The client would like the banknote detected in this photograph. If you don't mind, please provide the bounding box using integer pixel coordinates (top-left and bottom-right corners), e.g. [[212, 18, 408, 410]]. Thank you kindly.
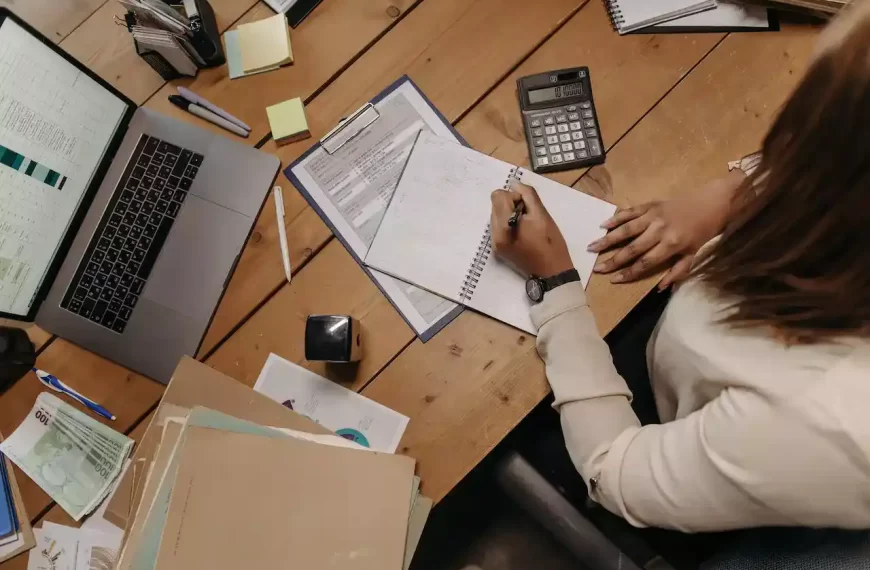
[[0, 393, 133, 521]]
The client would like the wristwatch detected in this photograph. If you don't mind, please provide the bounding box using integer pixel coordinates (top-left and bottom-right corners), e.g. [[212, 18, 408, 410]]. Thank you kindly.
[[525, 268, 581, 303]]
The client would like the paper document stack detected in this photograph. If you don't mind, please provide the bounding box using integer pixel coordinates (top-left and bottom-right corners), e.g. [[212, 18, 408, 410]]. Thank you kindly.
[[0, 434, 35, 563], [100, 358, 430, 570]]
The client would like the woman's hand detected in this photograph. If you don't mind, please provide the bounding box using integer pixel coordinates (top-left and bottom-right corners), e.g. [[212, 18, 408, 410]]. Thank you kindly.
[[588, 170, 747, 289], [490, 183, 574, 278]]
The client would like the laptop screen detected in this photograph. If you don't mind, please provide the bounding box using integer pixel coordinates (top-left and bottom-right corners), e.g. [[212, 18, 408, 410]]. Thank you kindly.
[[0, 16, 129, 318]]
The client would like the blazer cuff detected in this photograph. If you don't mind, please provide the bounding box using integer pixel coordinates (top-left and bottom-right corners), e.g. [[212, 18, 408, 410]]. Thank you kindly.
[[531, 281, 588, 329]]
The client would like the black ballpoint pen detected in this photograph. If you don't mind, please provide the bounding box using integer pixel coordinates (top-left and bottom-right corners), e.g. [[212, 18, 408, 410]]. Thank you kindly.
[[508, 201, 526, 228]]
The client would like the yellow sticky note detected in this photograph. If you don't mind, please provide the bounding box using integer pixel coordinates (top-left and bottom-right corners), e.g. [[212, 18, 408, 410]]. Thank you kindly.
[[267, 97, 310, 145], [237, 14, 293, 74]]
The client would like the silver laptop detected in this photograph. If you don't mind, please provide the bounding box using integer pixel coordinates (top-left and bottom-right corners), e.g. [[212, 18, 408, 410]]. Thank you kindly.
[[0, 9, 280, 383]]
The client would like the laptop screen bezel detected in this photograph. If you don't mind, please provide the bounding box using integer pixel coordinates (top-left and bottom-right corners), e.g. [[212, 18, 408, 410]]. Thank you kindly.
[[0, 8, 138, 323]]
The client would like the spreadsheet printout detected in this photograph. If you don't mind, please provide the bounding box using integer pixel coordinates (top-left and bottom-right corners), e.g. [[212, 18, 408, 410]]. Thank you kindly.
[[0, 18, 127, 316]]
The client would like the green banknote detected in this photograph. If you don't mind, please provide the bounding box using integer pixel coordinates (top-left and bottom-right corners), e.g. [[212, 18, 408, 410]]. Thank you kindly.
[[0, 393, 133, 521]]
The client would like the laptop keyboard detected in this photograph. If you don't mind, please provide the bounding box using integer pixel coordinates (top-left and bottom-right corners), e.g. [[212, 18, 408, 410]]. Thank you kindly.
[[61, 135, 203, 334]]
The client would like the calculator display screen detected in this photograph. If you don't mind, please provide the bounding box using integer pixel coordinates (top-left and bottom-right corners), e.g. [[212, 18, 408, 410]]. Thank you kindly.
[[528, 82, 584, 104]]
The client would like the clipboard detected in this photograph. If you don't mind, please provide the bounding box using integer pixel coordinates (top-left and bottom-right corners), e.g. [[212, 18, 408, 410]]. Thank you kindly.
[[284, 75, 466, 342]]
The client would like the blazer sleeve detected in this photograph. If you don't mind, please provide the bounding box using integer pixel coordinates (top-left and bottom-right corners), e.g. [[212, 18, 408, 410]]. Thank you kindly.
[[530, 282, 858, 532]]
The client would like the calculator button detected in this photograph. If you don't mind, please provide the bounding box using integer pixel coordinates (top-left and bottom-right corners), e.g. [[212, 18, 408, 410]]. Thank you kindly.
[[535, 147, 547, 157], [588, 139, 603, 157], [570, 121, 583, 131], [532, 128, 543, 137], [573, 141, 587, 150], [568, 113, 579, 121], [547, 135, 559, 145], [548, 145, 560, 154], [559, 134, 571, 143], [584, 119, 596, 128], [586, 129, 598, 138], [544, 118, 555, 125], [533, 137, 545, 147], [557, 124, 569, 133], [551, 154, 563, 164], [580, 101, 592, 109], [536, 157, 549, 167], [544, 126, 556, 135], [577, 150, 589, 159], [567, 105, 577, 112], [582, 110, 594, 119], [530, 119, 541, 127], [572, 131, 584, 140], [556, 115, 567, 123], [561, 143, 573, 152], [563, 152, 576, 161]]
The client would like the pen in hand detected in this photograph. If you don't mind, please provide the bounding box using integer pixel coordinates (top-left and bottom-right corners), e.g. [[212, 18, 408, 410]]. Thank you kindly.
[[508, 200, 526, 228]]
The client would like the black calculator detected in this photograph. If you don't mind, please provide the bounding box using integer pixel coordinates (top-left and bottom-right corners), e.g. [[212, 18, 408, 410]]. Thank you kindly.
[[517, 67, 605, 174]]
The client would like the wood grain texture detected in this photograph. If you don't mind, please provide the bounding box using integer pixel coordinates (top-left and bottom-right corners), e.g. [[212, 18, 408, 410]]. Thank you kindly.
[[0, 342, 162, 519], [199, 0, 584, 355], [365, 23, 820, 503], [206, 240, 412, 390], [144, 0, 420, 142], [0, 0, 106, 43], [58, 0, 259, 104]]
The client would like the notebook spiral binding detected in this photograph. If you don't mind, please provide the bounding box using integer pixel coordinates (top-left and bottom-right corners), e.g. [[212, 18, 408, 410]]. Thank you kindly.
[[603, 0, 625, 30], [458, 167, 520, 303]]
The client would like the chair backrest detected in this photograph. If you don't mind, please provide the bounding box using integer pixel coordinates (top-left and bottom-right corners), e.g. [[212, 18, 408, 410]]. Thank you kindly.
[[701, 528, 870, 570]]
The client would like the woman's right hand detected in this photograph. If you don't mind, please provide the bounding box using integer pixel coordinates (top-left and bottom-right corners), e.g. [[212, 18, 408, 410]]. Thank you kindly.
[[587, 170, 746, 289]]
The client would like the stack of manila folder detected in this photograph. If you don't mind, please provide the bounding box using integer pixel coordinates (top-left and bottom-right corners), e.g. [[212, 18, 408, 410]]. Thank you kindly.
[[109, 357, 431, 570]]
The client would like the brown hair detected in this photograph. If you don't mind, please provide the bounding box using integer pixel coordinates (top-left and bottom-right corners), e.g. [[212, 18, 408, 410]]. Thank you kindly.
[[693, 7, 870, 342]]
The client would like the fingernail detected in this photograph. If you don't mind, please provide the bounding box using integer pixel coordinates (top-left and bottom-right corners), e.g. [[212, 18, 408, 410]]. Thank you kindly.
[[599, 221, 611, 229], [587, 244, 599, 253], [611, 273, 626, 283], [593, 262, 605, 272]]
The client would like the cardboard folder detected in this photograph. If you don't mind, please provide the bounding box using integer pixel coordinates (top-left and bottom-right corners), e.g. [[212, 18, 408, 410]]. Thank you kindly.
[[106, 357, 330, 529], [154, 427, 415, 570]]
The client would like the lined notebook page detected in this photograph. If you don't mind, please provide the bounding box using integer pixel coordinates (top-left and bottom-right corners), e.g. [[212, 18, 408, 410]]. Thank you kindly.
[[366, 132, 615, 335], [365, 133, 508, 304], [469, 170, 616, 333]]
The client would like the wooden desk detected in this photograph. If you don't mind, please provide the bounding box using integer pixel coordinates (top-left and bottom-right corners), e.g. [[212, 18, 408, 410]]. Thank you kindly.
[[0, 0, 822, 553]]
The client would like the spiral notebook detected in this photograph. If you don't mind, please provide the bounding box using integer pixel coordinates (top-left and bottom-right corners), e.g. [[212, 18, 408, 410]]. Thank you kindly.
[[364, 132, 616, 335], [605, 0, 718, 34]]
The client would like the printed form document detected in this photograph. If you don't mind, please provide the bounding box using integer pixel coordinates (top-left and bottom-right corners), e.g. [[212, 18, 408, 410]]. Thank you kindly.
[[286, 77, 462, 340]]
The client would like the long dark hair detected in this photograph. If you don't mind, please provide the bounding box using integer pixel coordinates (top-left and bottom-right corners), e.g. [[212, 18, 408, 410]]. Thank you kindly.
[[693, 6, 870, 342]]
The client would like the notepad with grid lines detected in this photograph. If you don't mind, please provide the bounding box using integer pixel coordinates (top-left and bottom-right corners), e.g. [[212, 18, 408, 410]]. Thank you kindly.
[[364, 132, 616, 335]]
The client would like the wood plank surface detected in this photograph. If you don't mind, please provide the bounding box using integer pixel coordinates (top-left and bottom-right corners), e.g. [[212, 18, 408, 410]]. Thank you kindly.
[[0, 0, 105, 43], [58, 0, 260, 104], [364, 22, 821, 503], [199, 0, 585, 355], [144, 0, 420, 142], [0, 0, 421, 522]]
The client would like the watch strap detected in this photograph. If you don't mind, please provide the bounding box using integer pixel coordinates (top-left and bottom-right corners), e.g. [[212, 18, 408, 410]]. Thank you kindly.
[[542, 268, 581, 292]]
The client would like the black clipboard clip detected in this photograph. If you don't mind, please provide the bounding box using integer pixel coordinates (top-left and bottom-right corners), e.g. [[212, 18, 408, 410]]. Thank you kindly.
[[320, 102, 380, 155]]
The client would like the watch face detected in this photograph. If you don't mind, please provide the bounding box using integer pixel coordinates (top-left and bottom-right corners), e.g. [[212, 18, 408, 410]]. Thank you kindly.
[[526, 278, 544, 302]]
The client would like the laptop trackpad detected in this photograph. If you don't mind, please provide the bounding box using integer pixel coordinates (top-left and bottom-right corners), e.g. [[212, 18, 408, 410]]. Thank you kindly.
[[142, 195, 248, 321]]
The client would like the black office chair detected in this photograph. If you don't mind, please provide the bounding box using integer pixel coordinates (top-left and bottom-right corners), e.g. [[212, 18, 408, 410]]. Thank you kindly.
[[496, 451, 870, 570]]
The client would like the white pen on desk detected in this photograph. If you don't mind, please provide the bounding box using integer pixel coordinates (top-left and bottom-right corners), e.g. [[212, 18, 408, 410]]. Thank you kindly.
[[32, 368, 116, 421], [274, 186, 293, 284], [167, 95, 249, 138], [177, 86, 251, 132]]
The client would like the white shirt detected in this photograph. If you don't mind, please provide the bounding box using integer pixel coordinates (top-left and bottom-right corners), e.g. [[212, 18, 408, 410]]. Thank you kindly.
[[531, 279, 870, 532]]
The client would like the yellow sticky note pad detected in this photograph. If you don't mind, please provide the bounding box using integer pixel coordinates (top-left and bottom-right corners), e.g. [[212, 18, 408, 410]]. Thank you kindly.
[[267, 97, 310, 145], [237, 14, 293, 74]]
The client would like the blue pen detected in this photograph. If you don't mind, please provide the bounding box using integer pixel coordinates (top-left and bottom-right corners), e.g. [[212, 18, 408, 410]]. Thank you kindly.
[[32, 368, 116, 421]]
